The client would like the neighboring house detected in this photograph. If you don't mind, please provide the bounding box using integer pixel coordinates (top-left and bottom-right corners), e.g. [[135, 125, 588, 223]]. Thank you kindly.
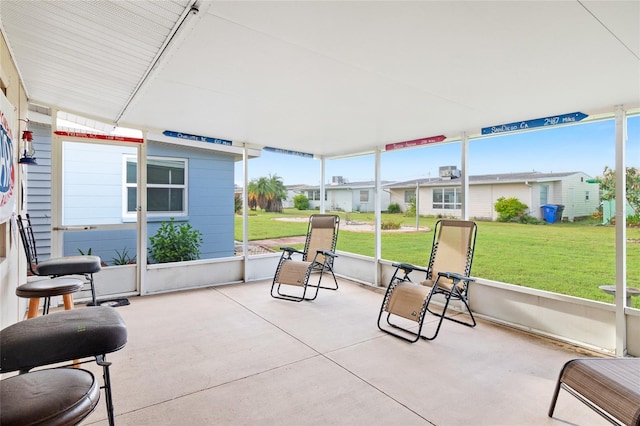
[[282, 184, 310, 209], [26, 120, 249, 264], [293, 176, 392, 213], [385, 167, 600, 221]]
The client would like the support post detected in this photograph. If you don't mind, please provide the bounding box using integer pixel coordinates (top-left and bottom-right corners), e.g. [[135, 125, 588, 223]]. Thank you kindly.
[[614, 105, 627, 357]]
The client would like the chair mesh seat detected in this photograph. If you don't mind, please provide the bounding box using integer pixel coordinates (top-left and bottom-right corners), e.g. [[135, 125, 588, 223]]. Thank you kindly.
[[276, 261, 312, 286], [386, 282, 431, 322], [550, 358, 640, 426]]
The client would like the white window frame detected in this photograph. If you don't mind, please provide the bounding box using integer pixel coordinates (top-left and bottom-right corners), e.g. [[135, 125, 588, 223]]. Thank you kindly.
[[432, 187, 461, 210], [123, 155, 188, 219]]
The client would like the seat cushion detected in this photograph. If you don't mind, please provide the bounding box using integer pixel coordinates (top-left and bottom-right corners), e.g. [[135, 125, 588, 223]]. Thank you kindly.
[[0, 306, 127, 373], [35, 255, 102, 276], [15, 277, 84, 298], [0, 368, 100, 426]]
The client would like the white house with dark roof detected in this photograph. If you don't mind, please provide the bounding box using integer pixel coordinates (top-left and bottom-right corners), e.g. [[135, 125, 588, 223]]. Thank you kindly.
[[384, 167, 601, 221]]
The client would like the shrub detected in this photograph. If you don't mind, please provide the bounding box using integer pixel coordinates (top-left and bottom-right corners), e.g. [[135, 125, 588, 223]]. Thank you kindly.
[[293, 194, 310, 210], [387, 202, 401, 214], [494, 197, 528, 222], [628, 215, 640, 227], [381, 220, 402, 230], [148, 218, 203, 263], [405, 198, 416, 217]]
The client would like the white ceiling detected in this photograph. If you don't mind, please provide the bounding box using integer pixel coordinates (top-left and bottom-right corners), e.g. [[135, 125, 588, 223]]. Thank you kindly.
[[1, 1, 639, 158]]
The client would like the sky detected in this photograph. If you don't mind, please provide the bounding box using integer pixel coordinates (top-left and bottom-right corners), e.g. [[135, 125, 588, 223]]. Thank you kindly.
[[235, 115, 640, 187]]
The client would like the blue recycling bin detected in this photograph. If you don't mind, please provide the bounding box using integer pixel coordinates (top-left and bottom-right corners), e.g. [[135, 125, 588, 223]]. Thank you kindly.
[[541, 204, 558, 223]]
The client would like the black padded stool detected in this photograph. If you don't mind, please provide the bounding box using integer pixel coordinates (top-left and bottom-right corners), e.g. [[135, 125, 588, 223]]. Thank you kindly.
[[16, 277, 84, 317], [0, 307, 127, 426], [0, 368, 100, 426]]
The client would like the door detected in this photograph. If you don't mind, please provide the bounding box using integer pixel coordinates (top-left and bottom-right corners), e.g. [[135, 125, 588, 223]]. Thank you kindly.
[[52, 134, 143, 302]]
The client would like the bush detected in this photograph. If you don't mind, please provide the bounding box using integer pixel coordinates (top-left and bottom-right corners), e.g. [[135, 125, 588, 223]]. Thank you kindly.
[[405, 198, 416, 217], [293, 194, 310, 210], [381, 220, 402, 230], [494, 197, 528, 222], [387, 202, 401, 214], [148, 218, 203, 263]]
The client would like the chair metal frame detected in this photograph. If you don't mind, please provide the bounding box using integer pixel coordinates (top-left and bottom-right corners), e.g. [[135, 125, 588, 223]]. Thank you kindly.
[[17, 213, 101, 306], [271, 214, 340, 302], [377, 219, 477, 342]]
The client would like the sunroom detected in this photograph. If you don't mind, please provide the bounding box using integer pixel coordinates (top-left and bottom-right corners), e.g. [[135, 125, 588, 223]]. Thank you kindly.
[[0, 2, 639, 423]]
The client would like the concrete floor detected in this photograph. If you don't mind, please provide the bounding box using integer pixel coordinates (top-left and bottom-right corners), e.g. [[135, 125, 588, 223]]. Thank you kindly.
[[81, 278, 610, 426]]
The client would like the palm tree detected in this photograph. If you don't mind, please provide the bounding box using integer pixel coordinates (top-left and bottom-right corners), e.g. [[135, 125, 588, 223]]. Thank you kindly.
[[247, 174, 287, 212]]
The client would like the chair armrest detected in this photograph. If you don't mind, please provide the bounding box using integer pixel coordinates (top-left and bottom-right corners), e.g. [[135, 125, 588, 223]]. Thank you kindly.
[[438, 271, 475, 282], [317, 250, 337, 258], [392, 262, 428, 274], [280, 247, 305, 256]]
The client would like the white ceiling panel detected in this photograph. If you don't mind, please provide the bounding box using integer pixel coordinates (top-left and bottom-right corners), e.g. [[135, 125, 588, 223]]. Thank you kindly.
[[1, 0, 193, 120], [2, 1, 639, 158]]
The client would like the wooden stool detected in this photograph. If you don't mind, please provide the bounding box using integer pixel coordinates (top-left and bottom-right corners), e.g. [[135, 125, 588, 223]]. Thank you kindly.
[[0, 368, 100, 426], [16, 277, 83, 318]]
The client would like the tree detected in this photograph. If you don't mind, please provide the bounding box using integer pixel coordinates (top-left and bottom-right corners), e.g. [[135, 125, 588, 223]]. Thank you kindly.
[[247, 174, 287, 212], [599, 166, 640, 216]]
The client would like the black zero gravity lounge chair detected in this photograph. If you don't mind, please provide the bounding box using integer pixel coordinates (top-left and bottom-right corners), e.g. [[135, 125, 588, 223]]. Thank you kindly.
[[271, 214, 340, 302], [377, 219, 478, 342]]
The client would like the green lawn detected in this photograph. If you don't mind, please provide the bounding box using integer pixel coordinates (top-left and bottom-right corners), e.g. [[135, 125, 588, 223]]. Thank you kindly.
[[235, 209, 640, 308]]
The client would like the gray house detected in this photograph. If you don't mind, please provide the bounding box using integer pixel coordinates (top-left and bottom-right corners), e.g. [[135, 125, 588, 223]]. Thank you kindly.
[[385, 167, 600, 221]]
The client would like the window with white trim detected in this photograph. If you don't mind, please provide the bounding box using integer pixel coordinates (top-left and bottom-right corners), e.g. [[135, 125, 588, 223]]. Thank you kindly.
[[432, 187, 461, 209], [124, 156, 187, 217], [540, 185, 549, 205]]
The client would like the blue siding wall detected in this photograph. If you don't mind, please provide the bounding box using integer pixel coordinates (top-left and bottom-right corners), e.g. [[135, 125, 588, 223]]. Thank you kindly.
[[145, 143, 235, 260], [62, 140, 235, 262], [64, 229, 137, 264]]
